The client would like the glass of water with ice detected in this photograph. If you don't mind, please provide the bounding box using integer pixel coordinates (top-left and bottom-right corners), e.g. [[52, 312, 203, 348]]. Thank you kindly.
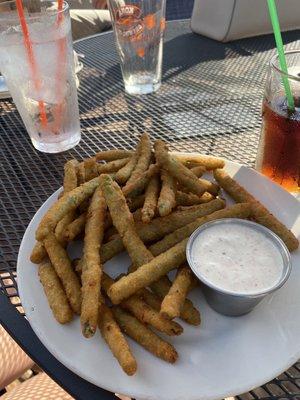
[[107, 0, 166, 95], [0, 0, 81, 153]]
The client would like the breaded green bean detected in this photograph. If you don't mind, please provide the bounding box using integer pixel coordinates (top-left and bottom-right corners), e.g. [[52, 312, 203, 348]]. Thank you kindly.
[[77, 161, 86, 185], [213, 169, 299, 251], [123, 296, 183, 336], [139, 288, 162, 311], [95, 149, 133, 161], [99, 304, 137, 376], [115, 142, 142, 184], [113, 307, 178, 363], [55, 211, 76, 244], [190, 165, 206, 177], [100, 199, 225, 263], [108, 239, 188, 304], [150, 276, 200, 325], [81, 186, 106, 338], [100, 174, 153, 267], [122, 163, 160, 198], [128, 194, 145, 212], [142, 175, 160, 223], [138, 199, 224, 241], [176, 191, 214, 206], [174, 153, 225, 170], [56, 160, 79, 243], [97, 158, 130, 175], [36, 176, 100, 241], [155, 141, 206, 196], [63, 159, 79, 193], [128, 264, 200, 326], [43, 233, 82, 314], [30, 241, 47, 264], [123, 133, 152, 190], [149, 203, 251, 256], [160, 266, 193, 319], [38, 260, 73, 324], [101, 188, 196, 315], [197, 178, 219, 195], [84, 158, 98, 181], [32, 216, 73, 265], [101, 273, 183, 336], [158, 169, 176, 217], [63, 212, 87, 241]]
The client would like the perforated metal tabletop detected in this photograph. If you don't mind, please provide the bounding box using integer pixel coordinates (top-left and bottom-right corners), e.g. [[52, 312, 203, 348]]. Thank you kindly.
[[1, 19, 300, 400]]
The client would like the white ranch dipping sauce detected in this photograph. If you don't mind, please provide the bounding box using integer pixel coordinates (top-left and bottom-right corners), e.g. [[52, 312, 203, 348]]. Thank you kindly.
[[191, 222, 284, 294]]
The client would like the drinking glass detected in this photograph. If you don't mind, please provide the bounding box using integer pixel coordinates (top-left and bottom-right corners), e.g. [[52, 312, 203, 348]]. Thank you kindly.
[[256, 50, 300, 193], [107, 0, 166, 95], [0, 0, 81, 153]]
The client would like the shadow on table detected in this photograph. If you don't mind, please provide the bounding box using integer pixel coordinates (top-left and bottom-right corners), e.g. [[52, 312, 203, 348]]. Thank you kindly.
[[78, 28, 300, 107], [76, 29, 300, 147], [162, 30, 300, 82]]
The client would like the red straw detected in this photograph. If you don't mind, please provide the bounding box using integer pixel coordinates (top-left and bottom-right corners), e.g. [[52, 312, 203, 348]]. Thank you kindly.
[[57, 0, 63, 22], [15, 0, 48, 128], [52, 0, 66, 133]]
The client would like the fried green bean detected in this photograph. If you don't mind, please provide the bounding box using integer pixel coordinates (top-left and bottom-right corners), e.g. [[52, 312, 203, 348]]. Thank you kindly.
[[94, 149, 133, 161], [128, 264, 200, 326], [63, 212, 87, 241], [122, 163, 160, 198], [123, 133, 152, 192], [100, 174, 153, 267], [100, 199, 225, 263], [55, 160, 80, 243], [108, 239, 188, 304], [174, 153, 225, 170], [113, 307, 178, 363], [81, 186, 106, 338], [63, 159, 79, 193], [213, 169, 299, 251], [190, 165, 206, 177], [149, 203, 251, 256], [158, 169, 176, 217], [128, 194, 145, 212], [176, 191, 214, 206], [154, 140, 207, 196], [101, 273, 183, 336], [55, 211, 76, 244], [197, 178, 219, 195], [84, 158, 99, 181], [139, 288, 162, 311], [30, 241, 47, 264], [142, 175, 160, 223], [43, 233, 82, 314], [115, 142, 142, 184], [77, 161, 86, 185], [150, 276, 200, 325], [38, 260, 73, 324], [36, 176, 100, 241], [160, 266, 193, 320], [99, 304, 137, 376], [97, 158, 130, 175]]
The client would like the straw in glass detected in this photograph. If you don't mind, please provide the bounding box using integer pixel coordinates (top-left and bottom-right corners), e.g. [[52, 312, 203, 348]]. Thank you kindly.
[[52, 0, 66, 133], [15, 0, 48, 127], [267, 0, 295, 111]]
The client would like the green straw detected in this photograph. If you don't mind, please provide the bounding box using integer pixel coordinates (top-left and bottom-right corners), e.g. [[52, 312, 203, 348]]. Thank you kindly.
[[267, 0, 295, 110]]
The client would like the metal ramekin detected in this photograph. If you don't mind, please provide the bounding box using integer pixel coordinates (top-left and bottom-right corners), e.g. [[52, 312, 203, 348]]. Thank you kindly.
[[186, 219, 292, 317]]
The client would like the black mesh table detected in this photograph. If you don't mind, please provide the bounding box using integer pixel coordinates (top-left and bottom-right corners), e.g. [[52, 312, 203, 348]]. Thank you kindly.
[[1, 20, 300, 400]]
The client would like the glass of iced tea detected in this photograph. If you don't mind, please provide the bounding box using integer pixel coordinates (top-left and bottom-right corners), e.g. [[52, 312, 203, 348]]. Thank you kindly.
[[256, 50, 300, 193]]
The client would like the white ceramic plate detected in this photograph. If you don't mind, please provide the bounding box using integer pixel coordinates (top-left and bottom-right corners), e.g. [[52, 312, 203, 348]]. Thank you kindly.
[[18, 157, 300, 400]]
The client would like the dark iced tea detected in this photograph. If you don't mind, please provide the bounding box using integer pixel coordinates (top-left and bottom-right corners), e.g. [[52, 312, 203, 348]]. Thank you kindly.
[[256, 97, 300, 192]]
